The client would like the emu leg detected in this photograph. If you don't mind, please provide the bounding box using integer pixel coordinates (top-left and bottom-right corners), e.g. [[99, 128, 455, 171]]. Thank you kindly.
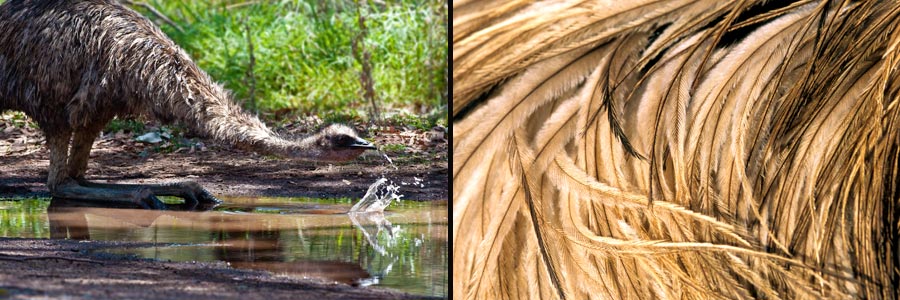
[[67, 127, 221, 208], [46, 130, 166, 209]]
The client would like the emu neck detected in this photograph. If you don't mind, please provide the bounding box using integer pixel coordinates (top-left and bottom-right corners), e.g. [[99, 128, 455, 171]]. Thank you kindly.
[[245, 131, 326, 161], [122, 32, 328, 161], [194, 106, 325, 160]]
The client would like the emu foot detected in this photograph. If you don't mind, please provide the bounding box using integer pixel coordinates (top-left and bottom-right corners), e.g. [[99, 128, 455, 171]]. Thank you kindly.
[[52, 182, 167, 210], [75, 180, 222, 210], [164, 181, 222, 206]]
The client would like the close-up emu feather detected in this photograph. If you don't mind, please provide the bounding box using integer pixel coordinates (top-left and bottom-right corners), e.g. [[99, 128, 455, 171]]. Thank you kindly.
[[453, 0, 900, 299]]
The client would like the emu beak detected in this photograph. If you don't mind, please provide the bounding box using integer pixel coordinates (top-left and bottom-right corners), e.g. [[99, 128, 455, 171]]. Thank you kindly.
[[348, 137, 377, 150]]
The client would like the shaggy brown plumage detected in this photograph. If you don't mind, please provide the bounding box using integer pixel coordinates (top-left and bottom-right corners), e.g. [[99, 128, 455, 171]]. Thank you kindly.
[[454, 0, 900, 299], [0, 0, 375, 209]]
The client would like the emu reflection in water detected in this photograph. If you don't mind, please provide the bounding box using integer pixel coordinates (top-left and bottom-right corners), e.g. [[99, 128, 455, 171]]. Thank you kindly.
[[44, 197, 441, 292]]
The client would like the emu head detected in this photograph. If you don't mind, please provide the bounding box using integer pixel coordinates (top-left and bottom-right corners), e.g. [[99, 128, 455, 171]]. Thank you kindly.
[[294, 124, 376, 162]]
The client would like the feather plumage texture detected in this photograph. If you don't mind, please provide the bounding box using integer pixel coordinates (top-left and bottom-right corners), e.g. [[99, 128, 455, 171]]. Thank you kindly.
[[453, 1, 900, 299]]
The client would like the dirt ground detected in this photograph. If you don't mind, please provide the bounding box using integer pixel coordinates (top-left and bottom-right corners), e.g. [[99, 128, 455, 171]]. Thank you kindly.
[[0, 117, 448, 201], [0, 116, 448, 299]]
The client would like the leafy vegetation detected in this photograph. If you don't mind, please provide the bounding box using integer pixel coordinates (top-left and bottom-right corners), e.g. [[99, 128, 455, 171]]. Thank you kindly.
[[133, 0, 448, 123], [380, 143, 407, 152], [0, 111, 37, 129], [2, 0, 447, 136], [104, 118, 146, 134]]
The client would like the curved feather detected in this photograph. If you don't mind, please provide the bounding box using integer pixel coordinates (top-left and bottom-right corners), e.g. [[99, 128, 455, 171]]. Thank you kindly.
[[454, 1, 900, 298]]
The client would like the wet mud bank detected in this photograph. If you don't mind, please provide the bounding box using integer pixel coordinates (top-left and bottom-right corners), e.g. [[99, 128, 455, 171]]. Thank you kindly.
[[0, 147, 448, 201], [0, 238, 439, 299], [0, 118, 449, 201]]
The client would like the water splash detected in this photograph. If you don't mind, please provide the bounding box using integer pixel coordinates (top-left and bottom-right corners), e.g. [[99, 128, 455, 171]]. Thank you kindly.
[[347, 211, 401, 286], [401, 176, 425, 188], [381, 152, 399, 170], [348, 211, 399, 255], [350, 177, 403, 213]]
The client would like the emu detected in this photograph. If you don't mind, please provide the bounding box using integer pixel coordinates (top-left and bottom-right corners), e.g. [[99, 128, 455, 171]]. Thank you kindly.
[[0, 0, 376, 209]]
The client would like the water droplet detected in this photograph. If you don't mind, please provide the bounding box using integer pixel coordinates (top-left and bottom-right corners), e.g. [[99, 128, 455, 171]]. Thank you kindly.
[[350, 177, 404, 213], [381, 152, 399, 170]]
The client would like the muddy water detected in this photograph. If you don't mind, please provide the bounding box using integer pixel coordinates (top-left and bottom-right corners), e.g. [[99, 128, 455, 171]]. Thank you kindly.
[[0, 198, 448, 297]]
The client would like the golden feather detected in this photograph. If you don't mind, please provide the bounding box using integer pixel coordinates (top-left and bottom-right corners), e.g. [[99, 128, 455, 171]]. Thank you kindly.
[[455, 0, 900, 299]]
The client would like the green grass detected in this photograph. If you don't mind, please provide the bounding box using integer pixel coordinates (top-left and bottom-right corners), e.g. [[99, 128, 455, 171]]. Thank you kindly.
[[105, 118, 146, 133], [384, 111, 445, 130], [381, 143, 407, 152], [136, 0, 448, 122]]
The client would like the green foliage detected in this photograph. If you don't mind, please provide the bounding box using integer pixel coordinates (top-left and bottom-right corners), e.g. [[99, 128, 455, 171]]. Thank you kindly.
[[135, 0, 447, 120], [321, 109, 364, 124], [0, 111, 38, 129], [385, 111, 444, 131], [381, 143, 407, 152], [104, 118, 146, 133]]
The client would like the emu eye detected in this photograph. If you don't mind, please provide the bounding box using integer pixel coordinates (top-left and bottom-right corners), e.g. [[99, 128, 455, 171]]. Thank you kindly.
[[334, 135, 353, 146]]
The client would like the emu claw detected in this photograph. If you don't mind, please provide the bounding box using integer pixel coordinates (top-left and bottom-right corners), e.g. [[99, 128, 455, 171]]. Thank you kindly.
[[197, 190, 222, 204], [134, 188, 167, 210], [175, 181, 222, 206]]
